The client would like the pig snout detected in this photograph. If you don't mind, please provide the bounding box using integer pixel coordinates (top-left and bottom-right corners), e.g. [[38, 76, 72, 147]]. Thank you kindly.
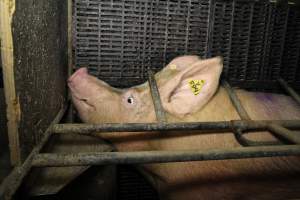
[[68, 67, 88, 84], [68, 67, 91, 102]]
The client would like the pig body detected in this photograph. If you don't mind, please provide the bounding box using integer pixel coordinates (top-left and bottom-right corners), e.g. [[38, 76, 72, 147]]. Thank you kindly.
[[68, 56, 300, 200]]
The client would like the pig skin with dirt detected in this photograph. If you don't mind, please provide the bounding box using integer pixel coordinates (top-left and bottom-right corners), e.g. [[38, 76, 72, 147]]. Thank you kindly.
[[68, 56, 300, 200]]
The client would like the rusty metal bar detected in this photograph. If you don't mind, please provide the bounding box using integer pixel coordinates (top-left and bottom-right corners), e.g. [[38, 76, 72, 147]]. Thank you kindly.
[[32, 145, 300, 167], [148, 70, 167, 123], [222, 81, 251, 120], [278, 78, 300, 105], [50, 120, 300, 135], [0, 105, 67, 200], [268, 123, 300, 144]]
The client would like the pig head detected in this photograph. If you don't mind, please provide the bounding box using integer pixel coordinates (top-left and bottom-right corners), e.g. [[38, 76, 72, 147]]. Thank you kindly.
[[68, 56, 223, 124]]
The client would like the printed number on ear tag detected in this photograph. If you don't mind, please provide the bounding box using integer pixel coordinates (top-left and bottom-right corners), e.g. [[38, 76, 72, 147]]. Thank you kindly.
[[188, 80, 205, 95]]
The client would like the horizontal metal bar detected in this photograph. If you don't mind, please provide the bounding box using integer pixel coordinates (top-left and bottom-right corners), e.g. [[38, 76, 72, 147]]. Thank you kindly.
[[51, 120, 300, 135], [223, 81, 251, 120], [278, 78, 300, 105], [0, 105, 68, 200], [32, 145, 300, 167], [268, 123, 300, 144], [148, 70, 167, 123]]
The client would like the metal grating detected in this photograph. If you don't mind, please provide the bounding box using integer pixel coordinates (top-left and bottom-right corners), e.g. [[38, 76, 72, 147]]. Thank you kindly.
[[281, 5, 300, 83], [73, 0, 300, 91], [74, 0, 210, 87], [74, 0, 300, 90], [227, 1, 254, 81], [268, 3, 289, 80]]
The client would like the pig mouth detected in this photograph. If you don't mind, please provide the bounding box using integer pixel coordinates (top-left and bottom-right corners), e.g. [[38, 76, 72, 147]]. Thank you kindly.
[[72, 95, 96, 109]]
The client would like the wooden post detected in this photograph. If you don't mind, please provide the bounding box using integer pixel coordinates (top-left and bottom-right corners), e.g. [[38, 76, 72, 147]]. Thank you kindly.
[[0, 0, 21, 166]]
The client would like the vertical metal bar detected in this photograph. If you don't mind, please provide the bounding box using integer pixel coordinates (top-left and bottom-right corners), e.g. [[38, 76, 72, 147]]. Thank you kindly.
[[163, 0, 170, 67], [278, 78, 300, 105], [260, 2, 273, 81], [206, 0, 215, 58], [67, 0, 73, 81], [225, 0, 235, 78], [67, 0, 74, 122], [267, 123, 300, 144], [66, 104, 74, 123], [222, 81, 251, 120], [184, 0, 191, 54], [0, 105, 67, 200], [277, 4, 289, 78], [148, 71, 167, 123], [223, 81, 253, 146], [243, 2, 254, 81]]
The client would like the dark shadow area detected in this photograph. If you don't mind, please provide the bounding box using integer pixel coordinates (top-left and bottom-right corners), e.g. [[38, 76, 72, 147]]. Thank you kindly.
[[0, 50, 12, 184], [17, 165, 158, 200]]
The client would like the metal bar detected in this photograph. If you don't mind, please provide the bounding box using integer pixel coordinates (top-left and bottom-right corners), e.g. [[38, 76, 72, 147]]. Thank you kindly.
[[148, 70, 167, 123], [0, 105, 67, 200], [222, 81, 251, 120], [278, 78, 300, 105], [51, 120, 300, 135], [267, 123, 300, 144], [233, 128, 282, 146], [67, 0, 73, 85], [66, 0, 74, 123], [222, 81, 261, 147], [32, 145, 300, 167]]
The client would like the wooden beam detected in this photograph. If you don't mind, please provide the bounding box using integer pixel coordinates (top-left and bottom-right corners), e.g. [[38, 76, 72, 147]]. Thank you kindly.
[[0, 0, 21, 165]]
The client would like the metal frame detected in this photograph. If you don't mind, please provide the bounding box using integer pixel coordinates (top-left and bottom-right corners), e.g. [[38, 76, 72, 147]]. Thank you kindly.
[[0, 75, 300, 200]]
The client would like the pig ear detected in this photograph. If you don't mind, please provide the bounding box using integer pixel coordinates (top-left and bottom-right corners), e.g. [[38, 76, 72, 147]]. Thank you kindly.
[[160, 57, 223, 117], [166, 55, 200, 71]]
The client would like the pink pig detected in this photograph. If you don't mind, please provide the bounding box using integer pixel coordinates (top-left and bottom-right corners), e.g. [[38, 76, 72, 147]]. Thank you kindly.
[[68, 56, 300, 200]]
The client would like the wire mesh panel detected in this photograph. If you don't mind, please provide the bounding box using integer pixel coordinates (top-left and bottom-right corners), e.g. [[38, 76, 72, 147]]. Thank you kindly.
[[281, 5, 300, 83], [246, 0, 269, 82], [74, 0, 210, 87], [73, 0, 300, 90], [226, 1, 254, 81], [267, 3, 289, 81], [209, 0, 234, 77]]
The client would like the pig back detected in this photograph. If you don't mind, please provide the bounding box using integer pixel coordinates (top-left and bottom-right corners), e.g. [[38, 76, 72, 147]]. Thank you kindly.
[[145, 87, 300, 200]]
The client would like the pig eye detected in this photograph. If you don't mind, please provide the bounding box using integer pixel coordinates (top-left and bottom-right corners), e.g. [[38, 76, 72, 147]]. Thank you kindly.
[[127, 96, 134, 104]]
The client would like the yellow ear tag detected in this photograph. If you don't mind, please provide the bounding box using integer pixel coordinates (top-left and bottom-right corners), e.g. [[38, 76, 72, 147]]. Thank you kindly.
[[169, 64, 177, 70], [188, 80, 205, 95]]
